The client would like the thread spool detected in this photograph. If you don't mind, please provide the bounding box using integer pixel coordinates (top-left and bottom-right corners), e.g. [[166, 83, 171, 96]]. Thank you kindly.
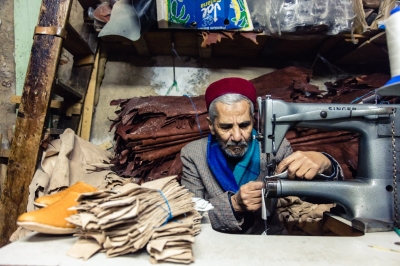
[[377, 6, 400, 96]]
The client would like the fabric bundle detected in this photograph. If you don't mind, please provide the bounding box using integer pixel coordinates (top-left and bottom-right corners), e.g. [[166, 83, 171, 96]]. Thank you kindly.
[[66, 176, 201, 262], [110, 96, 209, 183]]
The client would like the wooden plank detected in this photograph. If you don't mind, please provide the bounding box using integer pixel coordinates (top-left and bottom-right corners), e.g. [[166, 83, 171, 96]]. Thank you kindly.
[[0, 0, 74, 248], [77, 0, 98, 12], [0, 150, 10, 159], [335, 42, 389, 65], [198, 36, 212, 58], [79, 50, 100, 140], [64, 22, 94, 56], [174, 31, 199, 56], [132, 35, 150, 56], [54, 78, 83, 99], [322, 213, 364, 237], [11, 95, 82, 115], [73, 54, 94, 67], [68, 65, 93, 97], [80, 21, 98, 53], [144, 31, 172, 56]]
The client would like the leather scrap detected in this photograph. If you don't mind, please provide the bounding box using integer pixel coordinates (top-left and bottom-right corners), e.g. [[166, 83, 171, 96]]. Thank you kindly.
[[93, 3, 112, 23], [34, 26, 67, 39]]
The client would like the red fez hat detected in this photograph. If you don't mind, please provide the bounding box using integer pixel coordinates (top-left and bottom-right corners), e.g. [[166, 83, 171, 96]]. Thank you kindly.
[[205, 77, 257, 110]]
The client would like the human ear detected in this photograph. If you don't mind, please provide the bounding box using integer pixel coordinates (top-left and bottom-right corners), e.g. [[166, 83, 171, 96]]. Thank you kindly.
[[206, 117, 215, 135]]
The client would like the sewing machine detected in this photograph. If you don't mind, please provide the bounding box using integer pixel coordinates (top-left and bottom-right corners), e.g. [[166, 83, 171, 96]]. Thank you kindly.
[[257, 96, 400, 233]]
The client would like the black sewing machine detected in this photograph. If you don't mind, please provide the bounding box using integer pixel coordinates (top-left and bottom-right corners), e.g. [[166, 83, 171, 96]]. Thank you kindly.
[[257, 96, 400, 233]]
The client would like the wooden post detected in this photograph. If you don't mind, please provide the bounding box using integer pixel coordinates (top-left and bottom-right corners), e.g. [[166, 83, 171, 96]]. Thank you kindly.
[[0, 0, 73, 247], [79, 49, 100, 140]]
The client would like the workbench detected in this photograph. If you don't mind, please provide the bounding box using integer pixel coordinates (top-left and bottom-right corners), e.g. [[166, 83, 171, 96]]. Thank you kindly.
[[0, 222, 399, 266]]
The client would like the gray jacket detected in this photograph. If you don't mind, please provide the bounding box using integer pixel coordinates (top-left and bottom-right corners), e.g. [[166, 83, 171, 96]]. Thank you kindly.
[[181, 137, 293, 234]]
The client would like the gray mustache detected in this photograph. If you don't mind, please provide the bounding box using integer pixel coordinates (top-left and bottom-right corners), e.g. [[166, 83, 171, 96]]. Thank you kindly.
[[226, 141, 248, 147]]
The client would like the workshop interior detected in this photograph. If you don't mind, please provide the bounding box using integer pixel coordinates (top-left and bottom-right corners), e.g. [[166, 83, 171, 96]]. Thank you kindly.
[[0, 0, 400, 265]]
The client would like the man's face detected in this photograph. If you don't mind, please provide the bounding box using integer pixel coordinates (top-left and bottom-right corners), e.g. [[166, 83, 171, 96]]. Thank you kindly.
[[207, 100, 254, 158]]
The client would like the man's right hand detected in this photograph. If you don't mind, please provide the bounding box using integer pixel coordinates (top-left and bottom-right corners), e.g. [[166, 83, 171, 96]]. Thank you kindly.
[[231, 181, 263, 213]]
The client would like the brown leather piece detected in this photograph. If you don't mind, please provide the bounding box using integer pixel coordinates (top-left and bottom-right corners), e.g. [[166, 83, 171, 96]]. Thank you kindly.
[[34, 26, 67, 39], [111, 67, 391, 182], [111, 96, 207, 182], [93, 3, 112, 23]]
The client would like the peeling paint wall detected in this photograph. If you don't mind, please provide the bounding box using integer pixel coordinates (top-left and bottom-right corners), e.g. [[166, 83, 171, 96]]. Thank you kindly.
[[90, 55, 281, 145], [0, 0, 17, 150], [150, 57, 211, 96]]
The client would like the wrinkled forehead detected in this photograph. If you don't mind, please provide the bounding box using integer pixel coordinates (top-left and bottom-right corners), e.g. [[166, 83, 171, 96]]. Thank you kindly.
[[214, 101, 253, 122]]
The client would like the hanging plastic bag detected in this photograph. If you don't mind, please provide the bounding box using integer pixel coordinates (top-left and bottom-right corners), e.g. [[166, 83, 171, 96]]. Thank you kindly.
[[156, 0, 254, 31]]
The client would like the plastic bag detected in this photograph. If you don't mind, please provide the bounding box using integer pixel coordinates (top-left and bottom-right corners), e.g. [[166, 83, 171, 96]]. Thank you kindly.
[[157, 0, 253, 31], [247, 0, 355, 35]]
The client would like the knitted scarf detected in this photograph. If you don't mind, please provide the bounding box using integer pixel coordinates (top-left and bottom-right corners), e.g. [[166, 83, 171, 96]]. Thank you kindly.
[[207, 129, 260, 193]]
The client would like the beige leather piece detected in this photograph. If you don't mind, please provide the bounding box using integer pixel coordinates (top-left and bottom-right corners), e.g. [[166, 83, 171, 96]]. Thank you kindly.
[[34, 181, 98, 207], [65, 176, 200, 261]]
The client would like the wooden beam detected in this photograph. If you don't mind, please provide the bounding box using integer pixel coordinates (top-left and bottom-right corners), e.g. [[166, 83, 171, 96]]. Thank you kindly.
[[133, 35, 149, 56], [77, 0, 98, 12], [323, 213, 364, 237], [79, 49, 99, 140], [0, 0, 74, 247], [11, 95, 82, 115], [64, 22, 94, 57], [73, 54, 94, 67], [198, 36, 212, 58], [54, 78, 83, 99], [0, 150, 10, 159]]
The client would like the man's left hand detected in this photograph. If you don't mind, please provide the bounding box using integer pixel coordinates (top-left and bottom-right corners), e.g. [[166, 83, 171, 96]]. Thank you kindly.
[[275, 151, 332, 180]]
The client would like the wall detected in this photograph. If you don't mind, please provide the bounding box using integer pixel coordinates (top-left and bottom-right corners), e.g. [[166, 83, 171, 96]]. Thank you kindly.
[[90, 55, 330, 145], [0, 2, 17, 149]]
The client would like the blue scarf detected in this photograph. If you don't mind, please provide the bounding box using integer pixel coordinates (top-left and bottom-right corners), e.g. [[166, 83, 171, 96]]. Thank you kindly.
[[207, 129, 260, 193]]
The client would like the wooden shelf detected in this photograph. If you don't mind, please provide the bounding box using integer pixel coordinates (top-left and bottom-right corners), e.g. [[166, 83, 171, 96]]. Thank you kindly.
[[64, 22, 95, 57], [53, 78, 83, 99], [77, 0, 98, 13]]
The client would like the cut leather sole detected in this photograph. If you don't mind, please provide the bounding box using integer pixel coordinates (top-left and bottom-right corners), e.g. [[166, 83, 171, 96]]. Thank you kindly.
[[34, 181, 98, 207], [17, 221, 76, 235]]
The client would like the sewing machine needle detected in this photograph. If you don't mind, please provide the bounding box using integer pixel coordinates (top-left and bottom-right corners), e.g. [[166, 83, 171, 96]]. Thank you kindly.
[[261, 187, 269, 235]]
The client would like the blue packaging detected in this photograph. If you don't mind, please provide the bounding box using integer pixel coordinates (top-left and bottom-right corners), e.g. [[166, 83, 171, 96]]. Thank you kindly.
[[166, 0, 253, 30]]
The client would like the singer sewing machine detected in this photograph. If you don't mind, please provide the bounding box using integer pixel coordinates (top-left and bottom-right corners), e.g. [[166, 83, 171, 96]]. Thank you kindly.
[[257, 96, 400, 233]]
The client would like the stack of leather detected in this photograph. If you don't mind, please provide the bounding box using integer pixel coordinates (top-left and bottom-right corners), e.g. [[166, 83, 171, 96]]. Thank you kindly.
[[66, 176, 200, 262], [147, 211, 202, 264], [110, 96, 209, 183]]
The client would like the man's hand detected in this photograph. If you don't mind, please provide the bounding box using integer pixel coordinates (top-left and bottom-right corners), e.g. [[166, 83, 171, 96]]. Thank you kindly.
[[231, 181, 263, 213], [275, 151, 332, 180]]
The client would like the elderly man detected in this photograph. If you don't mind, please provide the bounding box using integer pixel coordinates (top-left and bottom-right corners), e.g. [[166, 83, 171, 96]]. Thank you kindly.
[[181, 77, 343, 234]]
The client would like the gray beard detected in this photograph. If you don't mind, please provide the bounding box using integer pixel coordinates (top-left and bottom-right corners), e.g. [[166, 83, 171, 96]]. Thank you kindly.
[[220, 140, 249, 158]]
